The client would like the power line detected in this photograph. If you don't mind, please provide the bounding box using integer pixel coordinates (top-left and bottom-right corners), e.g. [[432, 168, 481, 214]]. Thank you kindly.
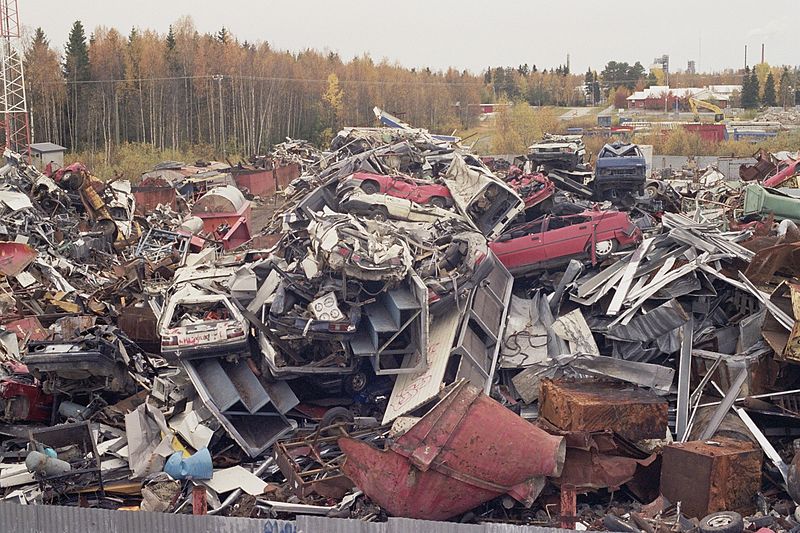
[[42, 72, 753, 88], [45, 73, 487, 87]]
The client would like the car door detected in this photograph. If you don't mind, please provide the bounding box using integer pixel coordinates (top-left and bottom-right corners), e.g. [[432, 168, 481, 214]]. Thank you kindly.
[[387, 176, 413, 199], [491, 220, 545, 272], [540, 215, 593, 261]]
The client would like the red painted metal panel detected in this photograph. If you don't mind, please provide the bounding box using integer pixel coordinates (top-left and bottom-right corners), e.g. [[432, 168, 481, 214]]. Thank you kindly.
[[194, 202, 252, 251], [0, 241, 36, 276], [274, 162, 300, 190], [233, 169, 274, 196], [683, 123, 727, 143], [340, 381, 565, 520], [132, 187, 177, 215], [2, 316, 48, 342]]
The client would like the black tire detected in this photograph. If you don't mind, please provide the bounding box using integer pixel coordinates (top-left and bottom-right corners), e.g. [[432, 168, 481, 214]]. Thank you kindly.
[[344, 371, 368, 395], [429, 196, 447, 208], [360, 181, 380, 195], [320, 406, 355, 429], [371, 206, 390, 222], [699, 511, 744, 533]]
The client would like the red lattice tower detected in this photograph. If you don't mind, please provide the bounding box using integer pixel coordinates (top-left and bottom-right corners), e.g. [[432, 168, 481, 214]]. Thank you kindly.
[[0, 0, 29, 159]]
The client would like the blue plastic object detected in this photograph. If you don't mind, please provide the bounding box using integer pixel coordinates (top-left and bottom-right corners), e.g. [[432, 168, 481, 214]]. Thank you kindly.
[[163, 448, 212, 480]]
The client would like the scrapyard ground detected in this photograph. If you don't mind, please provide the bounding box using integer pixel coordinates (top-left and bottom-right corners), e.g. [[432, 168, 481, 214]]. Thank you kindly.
[[2, 109, 800, 533]]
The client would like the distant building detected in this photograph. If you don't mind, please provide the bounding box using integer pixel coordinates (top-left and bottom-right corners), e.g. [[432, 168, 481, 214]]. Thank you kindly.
[[687, 60, 696, 75], [652, 54, 670, 75], [626, 85, 741, 110], [478, 103, 512, 114], [597, 105, 614, 127], [29, 142, 66, 171]]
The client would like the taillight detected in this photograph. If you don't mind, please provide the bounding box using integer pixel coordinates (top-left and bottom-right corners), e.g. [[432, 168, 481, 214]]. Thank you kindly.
[[227, 325, 245, 339], [162, 335, 178, 347], [428, 289, 441, 304]]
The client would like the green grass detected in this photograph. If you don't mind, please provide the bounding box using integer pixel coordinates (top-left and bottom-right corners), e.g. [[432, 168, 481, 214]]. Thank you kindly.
[[65, 142, 224, 182]]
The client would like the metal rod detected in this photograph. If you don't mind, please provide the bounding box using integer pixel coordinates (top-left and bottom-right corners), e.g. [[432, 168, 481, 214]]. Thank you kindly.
[[698, 371, 747, 441]]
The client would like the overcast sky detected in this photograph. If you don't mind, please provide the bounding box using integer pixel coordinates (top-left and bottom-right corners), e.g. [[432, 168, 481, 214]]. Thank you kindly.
[[23, 0, 796, 74]]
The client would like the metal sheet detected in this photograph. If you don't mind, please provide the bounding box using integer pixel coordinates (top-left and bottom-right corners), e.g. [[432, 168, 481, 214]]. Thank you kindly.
[[552, 309, 599, 355], [605, 298, 688, 343], [0, 503, 291, 533], [382, 306, 461, 424], [607, 237, 653, 316], [675, 317, 694, 441]]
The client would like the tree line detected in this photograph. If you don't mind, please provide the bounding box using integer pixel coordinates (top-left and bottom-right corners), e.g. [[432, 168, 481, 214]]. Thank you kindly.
[[24, 17, 486, 161], [22, 18, 800, 164]]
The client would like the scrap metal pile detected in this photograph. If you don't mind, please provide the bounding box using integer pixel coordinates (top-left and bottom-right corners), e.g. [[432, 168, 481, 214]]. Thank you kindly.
[[2, 111, 800, 533]]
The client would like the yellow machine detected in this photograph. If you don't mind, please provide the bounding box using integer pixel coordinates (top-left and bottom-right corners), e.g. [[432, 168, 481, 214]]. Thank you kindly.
[[688, 97, 724, 123]]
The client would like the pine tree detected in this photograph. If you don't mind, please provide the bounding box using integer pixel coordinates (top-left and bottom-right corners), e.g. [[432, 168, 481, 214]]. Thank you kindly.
[[63, 21, 90, 149], [751, 69, 761, 107], [763, 72, 777, 107], [31, 27, 47, 48], [592, 72, 602, 104], [779, 67, 794, 108], [166, 25, 176, 51], [64, 21, 90, 81], [741, 67, 758, 109]]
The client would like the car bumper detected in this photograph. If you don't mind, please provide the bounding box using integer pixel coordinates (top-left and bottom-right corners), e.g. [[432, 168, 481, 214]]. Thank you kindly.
[[161, 338, 250, 361]]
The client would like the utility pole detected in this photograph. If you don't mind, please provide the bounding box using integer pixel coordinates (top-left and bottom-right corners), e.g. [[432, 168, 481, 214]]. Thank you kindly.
[[213, 74, 225, 158]]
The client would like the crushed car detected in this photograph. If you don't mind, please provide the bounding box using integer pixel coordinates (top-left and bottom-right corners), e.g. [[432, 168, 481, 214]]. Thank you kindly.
[[158, 284, 250, 360], [339, 172, 452, 208], [489, 209, 642, 275], [592, 141, 647, 206], [527, 134, 586, 171], [338, 189, 461, 224]]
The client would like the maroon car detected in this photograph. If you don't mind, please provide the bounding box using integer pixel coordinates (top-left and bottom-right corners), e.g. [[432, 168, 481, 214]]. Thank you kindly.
[[507, 173, 556, 210], [343, 172, 452, 208], [489, 209, 642, 275]]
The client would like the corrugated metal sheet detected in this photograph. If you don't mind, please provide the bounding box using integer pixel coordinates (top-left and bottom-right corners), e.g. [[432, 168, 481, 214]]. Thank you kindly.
[[297, 516, 386, 533], [0, 504, 588, 533], [298, 516, 584, 533], [0, 504, 293, 533]]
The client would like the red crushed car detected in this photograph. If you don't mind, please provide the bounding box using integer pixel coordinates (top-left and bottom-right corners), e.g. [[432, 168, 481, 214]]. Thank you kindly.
[[488, 209, 642, 275], [507, 173, 556, 210], [342, 172, 452, 208], [763, 157, 800, 188]]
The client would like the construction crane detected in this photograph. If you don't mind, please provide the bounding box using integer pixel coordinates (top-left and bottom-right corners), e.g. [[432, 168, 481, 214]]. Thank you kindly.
[[688, 97, 724, 123], [0, 0, 30, 159]]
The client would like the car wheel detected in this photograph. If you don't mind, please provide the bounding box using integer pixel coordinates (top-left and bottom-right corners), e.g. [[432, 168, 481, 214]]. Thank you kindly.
[[371, 206, 390, 222], [594, 239, 617, 259], [429, 196, 448, 208], [320, 406, 355, 436], [699, 512, 744, 533], [360, 181, 380, 195], [644, 184, 660, 199], [344, 371, 368, 395]]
